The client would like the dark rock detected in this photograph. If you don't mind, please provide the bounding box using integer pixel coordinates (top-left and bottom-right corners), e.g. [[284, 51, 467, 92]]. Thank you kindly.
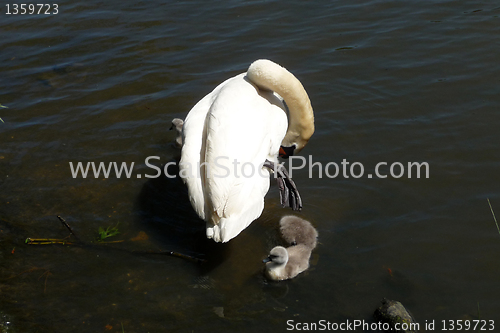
[[373, 299, 418, 333]]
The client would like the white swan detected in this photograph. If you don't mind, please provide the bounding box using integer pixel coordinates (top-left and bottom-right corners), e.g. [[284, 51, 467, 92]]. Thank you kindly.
[[180, 59, 314, 243], [263, 245, 312, 281]]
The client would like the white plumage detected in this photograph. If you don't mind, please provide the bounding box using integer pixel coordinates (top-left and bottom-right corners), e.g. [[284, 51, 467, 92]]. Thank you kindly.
[[180, 60, 314, 243]]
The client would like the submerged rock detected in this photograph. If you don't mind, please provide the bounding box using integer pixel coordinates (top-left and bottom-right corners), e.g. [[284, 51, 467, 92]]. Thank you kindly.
[[37, 62, 87, 88], [373, 299, 417, 333]]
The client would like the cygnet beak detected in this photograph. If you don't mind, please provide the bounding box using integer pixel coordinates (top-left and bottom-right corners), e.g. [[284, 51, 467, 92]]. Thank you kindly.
[[262, 256, 272, 263]]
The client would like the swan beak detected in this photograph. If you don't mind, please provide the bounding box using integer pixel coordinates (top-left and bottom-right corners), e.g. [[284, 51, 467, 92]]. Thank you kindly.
[[279, 145, 296, 159], [262, 256, 272, 263]]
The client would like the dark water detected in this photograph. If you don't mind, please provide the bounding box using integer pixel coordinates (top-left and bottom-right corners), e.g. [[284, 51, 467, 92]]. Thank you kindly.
[[1, 0, 500, 331]]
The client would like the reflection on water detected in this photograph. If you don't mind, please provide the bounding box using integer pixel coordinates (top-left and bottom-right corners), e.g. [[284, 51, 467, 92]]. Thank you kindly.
[[1, 0, 500, 331]]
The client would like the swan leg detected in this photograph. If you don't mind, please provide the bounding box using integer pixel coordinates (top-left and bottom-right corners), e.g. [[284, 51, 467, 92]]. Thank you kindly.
[[264, 160, 303, 211]]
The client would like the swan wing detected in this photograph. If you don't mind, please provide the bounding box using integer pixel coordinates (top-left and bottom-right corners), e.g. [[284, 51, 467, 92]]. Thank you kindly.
[[204, 74, 287, 242], [180, 76, 236, 219]]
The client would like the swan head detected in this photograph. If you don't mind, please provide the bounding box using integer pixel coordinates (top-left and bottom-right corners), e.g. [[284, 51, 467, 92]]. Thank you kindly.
[[263, 246, 288, 265], [170, 118, 184, 131], [170, 118, 184, 148], [279, 116, 314, 157], [279, 145, 296, 158]]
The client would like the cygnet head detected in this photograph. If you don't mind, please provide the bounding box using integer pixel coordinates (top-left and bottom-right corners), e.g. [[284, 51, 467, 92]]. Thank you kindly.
[[263, 245, 312, 281], [263, 246, 288, 265], [279, 215, 318, 249], [170, 118, 184, 148]]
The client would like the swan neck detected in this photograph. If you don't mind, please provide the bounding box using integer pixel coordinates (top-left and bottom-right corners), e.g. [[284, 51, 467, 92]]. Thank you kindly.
[[247, 60, 314, 153]]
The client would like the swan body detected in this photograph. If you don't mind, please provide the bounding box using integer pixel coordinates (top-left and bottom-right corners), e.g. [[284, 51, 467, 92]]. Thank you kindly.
[[263, 245, 312, 281], [180, 60, 314, 243], [279, 215, 318, 249]]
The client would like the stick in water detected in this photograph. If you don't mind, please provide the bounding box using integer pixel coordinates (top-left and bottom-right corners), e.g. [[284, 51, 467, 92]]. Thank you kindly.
[[487, 198, 500, 235], [57, 215, 80, 241]]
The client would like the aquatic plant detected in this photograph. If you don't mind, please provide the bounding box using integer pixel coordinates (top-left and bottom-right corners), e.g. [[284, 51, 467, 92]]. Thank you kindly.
[[97, 224, 120, 241]]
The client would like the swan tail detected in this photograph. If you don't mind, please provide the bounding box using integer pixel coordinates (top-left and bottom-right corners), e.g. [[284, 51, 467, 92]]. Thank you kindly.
[[205, 183, 267, 243]]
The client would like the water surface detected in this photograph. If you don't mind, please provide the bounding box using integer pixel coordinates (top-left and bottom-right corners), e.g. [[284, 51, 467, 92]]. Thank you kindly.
[[1, 0, 500, 332]]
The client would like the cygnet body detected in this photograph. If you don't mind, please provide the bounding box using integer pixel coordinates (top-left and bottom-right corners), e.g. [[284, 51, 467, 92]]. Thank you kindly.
[[264, 216, 318, 281], [263, 245, 312, 281], [170, 118, 184, 148], [279, 215, 318, 249]]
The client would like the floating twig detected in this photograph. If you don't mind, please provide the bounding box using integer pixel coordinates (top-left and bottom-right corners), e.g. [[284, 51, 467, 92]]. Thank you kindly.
[[57, 215, 80, 241], [134, 250, 206, 264], [38, 269, 52, 294], [487, 198, 500, 235], [0, 103, 8, 123], [97, 240, 125, 244], [26, 237, 75, 245], [27, 216, 81, 245]]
